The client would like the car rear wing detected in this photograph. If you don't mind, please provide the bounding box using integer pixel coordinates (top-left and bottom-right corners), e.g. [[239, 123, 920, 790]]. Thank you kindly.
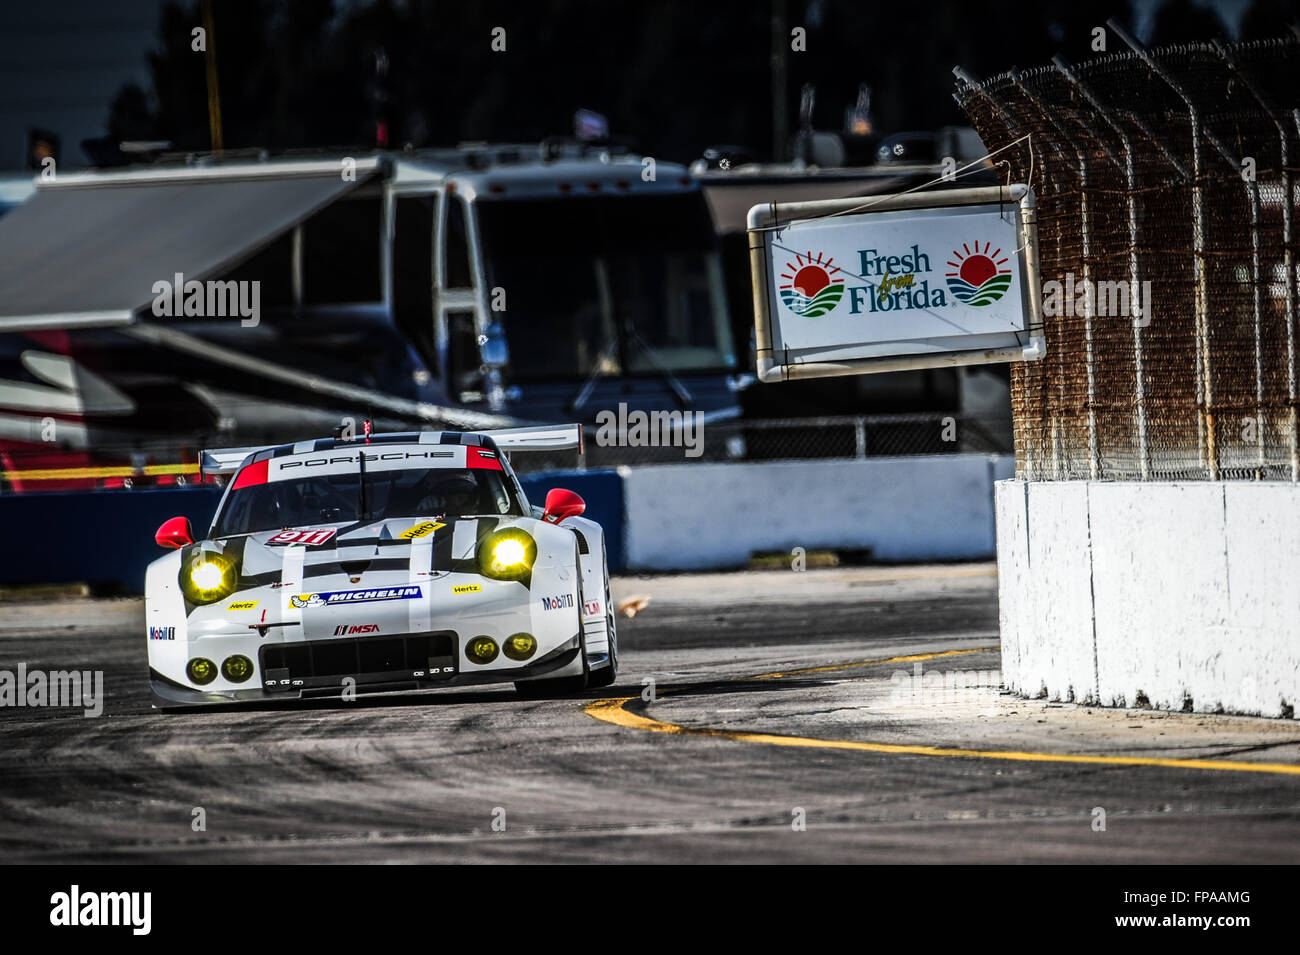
[[200, 447, 261, 475], [482, 424, 582, 453], [199, 424, 582, 476]]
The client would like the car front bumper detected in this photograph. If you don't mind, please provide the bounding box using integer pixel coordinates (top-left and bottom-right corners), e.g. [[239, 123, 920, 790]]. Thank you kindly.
[[149, 633, 582, 709]]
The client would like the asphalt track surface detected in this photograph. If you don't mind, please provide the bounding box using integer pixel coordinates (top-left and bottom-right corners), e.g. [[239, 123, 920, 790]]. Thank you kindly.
[[1, 563, 1299, 863]]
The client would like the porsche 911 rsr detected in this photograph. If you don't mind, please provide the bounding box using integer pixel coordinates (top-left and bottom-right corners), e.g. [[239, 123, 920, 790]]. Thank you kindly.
[[145, 425, 617, 709]]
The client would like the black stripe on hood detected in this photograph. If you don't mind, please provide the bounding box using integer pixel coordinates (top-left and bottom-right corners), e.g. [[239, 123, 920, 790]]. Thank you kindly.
[[303, 557, 411, 579]]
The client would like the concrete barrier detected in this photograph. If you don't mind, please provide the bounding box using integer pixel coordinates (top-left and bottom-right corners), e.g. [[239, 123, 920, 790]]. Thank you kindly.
[[622, 454, 1013, 571], [995, 479, 1300, 719]]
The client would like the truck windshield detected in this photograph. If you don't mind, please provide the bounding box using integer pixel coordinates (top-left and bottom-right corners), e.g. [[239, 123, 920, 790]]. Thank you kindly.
[[475, 193, 736, 381], [213, 466, 521, 537]]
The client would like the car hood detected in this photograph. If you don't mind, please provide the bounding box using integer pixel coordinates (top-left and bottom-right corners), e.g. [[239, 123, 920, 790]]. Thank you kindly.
[[225, 516, 517, 579]]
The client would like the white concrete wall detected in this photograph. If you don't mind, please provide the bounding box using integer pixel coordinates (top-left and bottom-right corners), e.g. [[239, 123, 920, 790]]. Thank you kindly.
[[996, 479, 1300, 719], [622, 455, 1011, 571], [996, 481, 1098, 704]]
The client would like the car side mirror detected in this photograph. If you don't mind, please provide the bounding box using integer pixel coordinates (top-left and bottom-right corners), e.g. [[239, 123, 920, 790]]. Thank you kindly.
[[155, 516, 195, 549], [541, 488, 585, 524]]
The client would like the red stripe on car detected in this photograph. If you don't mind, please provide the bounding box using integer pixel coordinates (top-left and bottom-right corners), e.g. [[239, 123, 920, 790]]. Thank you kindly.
[[232, 459, 269, 489], [466, 447, 503, 470]]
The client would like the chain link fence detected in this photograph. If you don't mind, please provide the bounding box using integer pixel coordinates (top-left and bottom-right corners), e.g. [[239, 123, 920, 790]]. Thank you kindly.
[[955, 35, 1300, 481], [511, 412, 1013, 472], [0, 413, 1013, 488]]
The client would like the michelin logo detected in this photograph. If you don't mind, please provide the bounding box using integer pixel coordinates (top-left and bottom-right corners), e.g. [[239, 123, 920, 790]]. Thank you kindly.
[[291, 586, 421, 609]]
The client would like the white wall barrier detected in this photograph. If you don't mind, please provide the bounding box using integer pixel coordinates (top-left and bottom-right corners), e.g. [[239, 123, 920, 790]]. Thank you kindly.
[[622, 454, 1013, 571], [996, 479, 1300, 719]]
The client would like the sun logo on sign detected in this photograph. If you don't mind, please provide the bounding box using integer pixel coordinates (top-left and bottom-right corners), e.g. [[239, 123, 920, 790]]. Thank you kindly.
[[779, 251, 845, 317], [946, 242, 1012, 307]]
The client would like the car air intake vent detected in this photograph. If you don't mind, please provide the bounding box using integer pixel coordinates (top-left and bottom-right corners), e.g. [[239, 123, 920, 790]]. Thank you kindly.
[[260, 632, 456, 690], [572, 530, 589, 555]]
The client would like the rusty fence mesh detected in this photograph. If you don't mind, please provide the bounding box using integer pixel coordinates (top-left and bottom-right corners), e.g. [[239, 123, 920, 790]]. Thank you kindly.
[[955, 37, 1300, 481]]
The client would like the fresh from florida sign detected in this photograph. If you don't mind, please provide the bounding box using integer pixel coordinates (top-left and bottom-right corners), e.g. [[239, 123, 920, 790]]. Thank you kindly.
[[761, 201, 1033, 365], [780, 240, 1013, 318]]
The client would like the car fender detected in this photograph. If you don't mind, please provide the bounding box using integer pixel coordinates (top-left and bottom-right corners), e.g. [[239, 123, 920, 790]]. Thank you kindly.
[[560, 514, 609, 656], [144, 548, 190, 681]]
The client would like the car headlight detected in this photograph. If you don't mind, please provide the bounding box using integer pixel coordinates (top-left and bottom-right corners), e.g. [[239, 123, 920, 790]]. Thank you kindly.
[[476, 528, 537, 582], [187, 657, 218, 685], [503, 633, 537, 661], [466, 636, 500, 665], [222, 655, 254, 683], [179, 552, 238, 604]]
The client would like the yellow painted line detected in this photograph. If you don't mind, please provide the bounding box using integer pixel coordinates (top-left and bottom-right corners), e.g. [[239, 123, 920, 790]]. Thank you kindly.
[[585, 649, 1300, 777], [2, 463, 200, 481]]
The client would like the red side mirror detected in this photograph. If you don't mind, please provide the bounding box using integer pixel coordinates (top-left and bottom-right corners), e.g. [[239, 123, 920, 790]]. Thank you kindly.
[[541, 488, 585, 524], [155, 516, 195, 549]]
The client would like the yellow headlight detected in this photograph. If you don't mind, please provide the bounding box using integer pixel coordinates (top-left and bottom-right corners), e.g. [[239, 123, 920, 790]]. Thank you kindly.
[[191, 562, 225, 591], [180, 552, 237, 604], [187, 657, 217, 685], [503, 633, 537, 661], [467, 636, 500, 664], [493, 538, 527, 567], [222, 654, 253, 683], [477, 529, 537, 581]]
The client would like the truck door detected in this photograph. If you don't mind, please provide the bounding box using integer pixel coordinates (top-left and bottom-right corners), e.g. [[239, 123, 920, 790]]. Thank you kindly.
[[436, 193, 487, 402], [392, 193, 438, 378]]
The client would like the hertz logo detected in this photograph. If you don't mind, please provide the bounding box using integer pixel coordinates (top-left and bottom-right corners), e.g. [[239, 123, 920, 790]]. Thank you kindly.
[[452, 584, 482, 595], [401, 521, 444, 539]]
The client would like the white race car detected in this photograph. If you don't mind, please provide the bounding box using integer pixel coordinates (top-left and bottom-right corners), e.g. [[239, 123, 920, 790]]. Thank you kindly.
[[145, 425, 617, 708]]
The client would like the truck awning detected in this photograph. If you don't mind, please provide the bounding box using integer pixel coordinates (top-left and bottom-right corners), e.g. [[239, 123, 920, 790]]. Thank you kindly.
[[0, 158, 380, 330]]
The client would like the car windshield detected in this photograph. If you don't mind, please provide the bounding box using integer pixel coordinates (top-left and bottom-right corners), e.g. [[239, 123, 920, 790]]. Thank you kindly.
[[213, 466, 522, 537], [475, 193, 737, 381]]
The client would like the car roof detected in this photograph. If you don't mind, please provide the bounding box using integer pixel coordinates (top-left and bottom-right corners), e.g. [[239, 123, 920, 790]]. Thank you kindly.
[[243, 431, 501, 466]]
